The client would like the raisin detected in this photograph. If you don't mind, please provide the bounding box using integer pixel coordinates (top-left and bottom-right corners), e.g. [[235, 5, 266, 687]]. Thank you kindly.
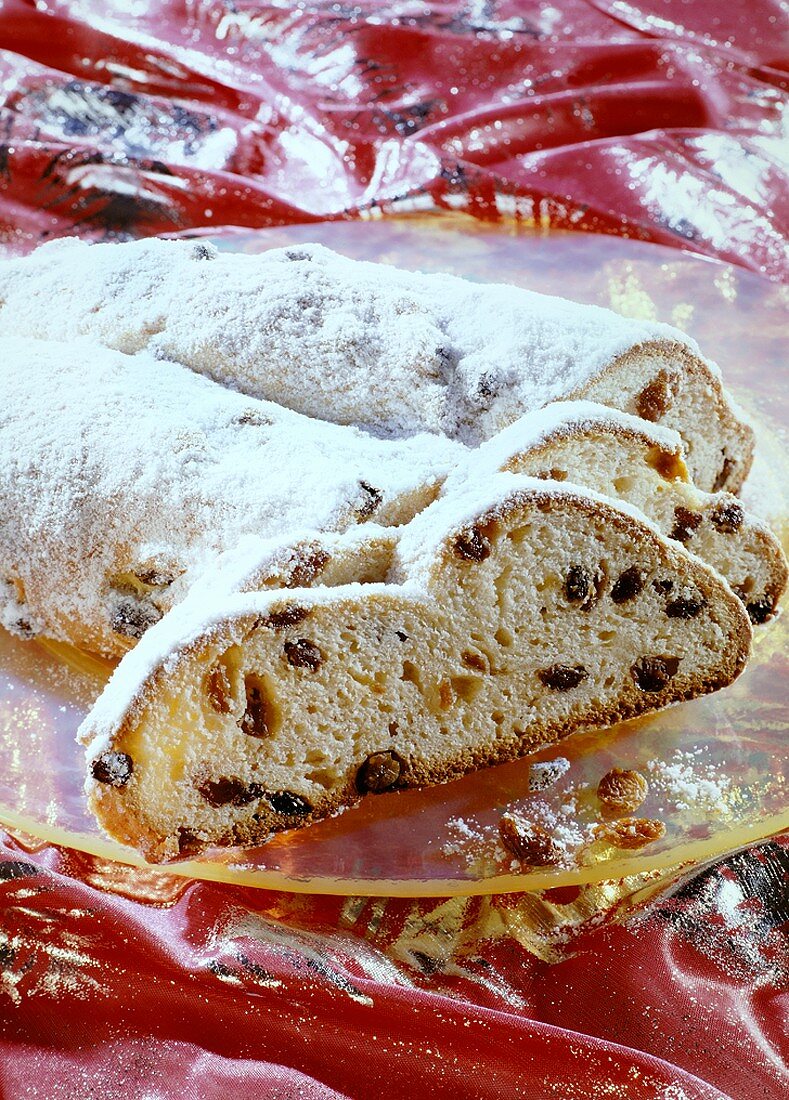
[[262, 605, 309, 630], [635, 373, 672, 422], [284, 639, 323, 671], [177, 827, 202, 856], [666, 596, 705, 619], [133, 566, 177, 587], [498, 815, 560, 866], [91, 751, 133, 787], [537, 664, 588, 691], [461, 651, 488, 672], [267, 790, 313, 816], [631, 655, 680, 692], [14, 618, 34, 638], [287, 549, 330, 588], [712, 456, 735, 493], [206, 663, 233, 713], [111, 599, 162, 639], [564, 565, 592, 604], [652, 579, 674, 594], [597, 768, 648, 813], [746, 594, 775, 625], [239, 675, 273, 737], [670, 506, 703, 543], [710, 501, 744, 533], [235, 409, 272, 428], [597, 817, 666, 849], [196, 776, 263, 808], [356, 750, 405, 793], [357, 481, 383, 519], [395, 630, 409, 642], [610, 566, 644, 603], [453, 526, 491, 562]]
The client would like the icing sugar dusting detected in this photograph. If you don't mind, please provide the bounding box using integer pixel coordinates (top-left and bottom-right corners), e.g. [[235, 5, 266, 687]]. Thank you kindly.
[[0, 336, 457, 655], [646, 751, 731, 813], [0, 237, 697, 445]]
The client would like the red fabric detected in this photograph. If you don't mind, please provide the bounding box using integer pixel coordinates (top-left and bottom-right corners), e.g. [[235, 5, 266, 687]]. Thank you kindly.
[[0, 3, 787, 1098], [0, 0, 786, 278]]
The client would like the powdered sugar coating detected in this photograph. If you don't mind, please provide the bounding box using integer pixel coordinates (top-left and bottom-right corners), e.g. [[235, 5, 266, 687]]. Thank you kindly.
[[0, 336, 457, 654], [0, 237, 707, 445]]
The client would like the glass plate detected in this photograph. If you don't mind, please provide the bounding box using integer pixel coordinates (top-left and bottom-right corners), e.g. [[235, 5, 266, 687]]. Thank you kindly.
[[0, 218, 786, 897]]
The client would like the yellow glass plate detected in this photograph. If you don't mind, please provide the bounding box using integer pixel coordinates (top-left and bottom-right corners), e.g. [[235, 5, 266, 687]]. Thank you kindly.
[[0, 218, 785, 897]]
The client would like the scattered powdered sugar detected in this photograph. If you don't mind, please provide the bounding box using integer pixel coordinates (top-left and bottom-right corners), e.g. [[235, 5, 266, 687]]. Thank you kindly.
[[646, 750, 731, 813], [442, 779, 596, 874], [0, 237, 700, 445], [0, 335, 458, 657]]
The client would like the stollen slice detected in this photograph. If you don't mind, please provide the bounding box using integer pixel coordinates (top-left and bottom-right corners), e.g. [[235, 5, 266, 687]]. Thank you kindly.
[[225, 404, 787, 626], [79, 476, 751, 861], [464, 403, 787, 625], [0, 238, 753, 493]]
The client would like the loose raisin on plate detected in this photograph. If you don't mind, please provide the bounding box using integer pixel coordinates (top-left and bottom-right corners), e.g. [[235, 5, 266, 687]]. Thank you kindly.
[[631, 655, 680, 692], [537, 664, 588, 691], [356, 750, 405, 793], [284, 639, 324, 671], [666, 596, 705, 619], [669, 506, 703, 543], [196, 776, 263, 808], [610, 566, 644, 604], [498, 815, 560, 866], [597, 768, 648, 813], [597, 817, 666, 849], [710, 501, 744, 533], [91, 751, 133, 788], [267, 790, 313, 816], [453, 525, 491, 562]]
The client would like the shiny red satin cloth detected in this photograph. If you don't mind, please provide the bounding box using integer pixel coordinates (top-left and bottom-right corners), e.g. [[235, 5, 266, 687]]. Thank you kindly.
[[0, 0, 786, 278], [0, 3, 787, 1098]]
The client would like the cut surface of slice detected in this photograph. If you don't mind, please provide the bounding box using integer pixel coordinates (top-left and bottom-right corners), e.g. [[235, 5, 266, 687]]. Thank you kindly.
[[0, 238, 752, 491], [228, 404, 787, 625], [80, 478, 751, 861], [462, 403, 787, 623]]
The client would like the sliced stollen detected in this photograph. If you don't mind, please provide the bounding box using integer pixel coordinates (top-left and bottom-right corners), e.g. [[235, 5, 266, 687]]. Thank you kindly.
[[462, 403, 787, 625], [223, 404, 787, 626], [79, 476, 751, 861], [0, 337, 458, 658], [0, 238, 752, 493]]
